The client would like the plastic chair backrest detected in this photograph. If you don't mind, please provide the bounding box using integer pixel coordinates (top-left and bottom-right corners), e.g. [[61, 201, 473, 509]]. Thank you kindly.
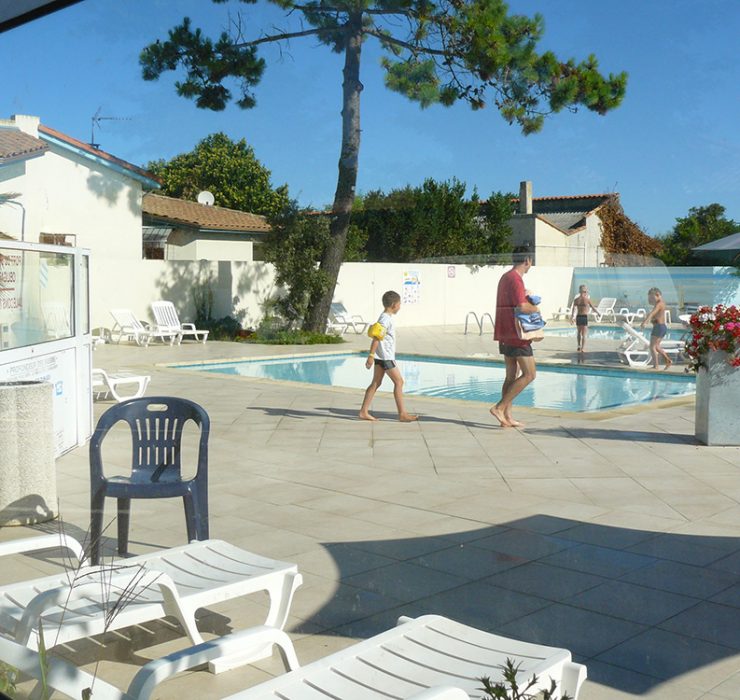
[[152, 301, 182, 330], [90, 396, 209, 486]]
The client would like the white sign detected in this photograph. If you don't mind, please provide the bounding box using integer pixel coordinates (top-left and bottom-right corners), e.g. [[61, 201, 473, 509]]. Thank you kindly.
[[0, 348, 78, 456], [402, 270, 421, 304]]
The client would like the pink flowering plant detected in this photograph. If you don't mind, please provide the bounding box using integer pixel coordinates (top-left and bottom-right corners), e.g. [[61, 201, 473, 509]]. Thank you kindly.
[[685, 304, 740, 371]]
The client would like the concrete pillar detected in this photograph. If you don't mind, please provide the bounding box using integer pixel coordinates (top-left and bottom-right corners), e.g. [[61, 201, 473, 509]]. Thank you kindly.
[[0, 381, 57, 525]]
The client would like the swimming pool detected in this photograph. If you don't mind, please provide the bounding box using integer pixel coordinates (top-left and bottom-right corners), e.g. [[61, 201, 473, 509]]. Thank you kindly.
[[546, 324, 686, 342], [178, 353, 695, 412]]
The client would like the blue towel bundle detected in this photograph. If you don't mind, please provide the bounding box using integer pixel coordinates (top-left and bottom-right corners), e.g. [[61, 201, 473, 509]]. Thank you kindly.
[[515, 292, 546, 331]]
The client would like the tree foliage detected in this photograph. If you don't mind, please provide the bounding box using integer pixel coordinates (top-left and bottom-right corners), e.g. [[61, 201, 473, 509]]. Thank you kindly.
[[598, 196, 662, 266], [657, 203, 740, 267], [140, 0, 627, 330], [263, 202, 366, 322], [146, 132, 289, 217], [353, 180, 513, 261]]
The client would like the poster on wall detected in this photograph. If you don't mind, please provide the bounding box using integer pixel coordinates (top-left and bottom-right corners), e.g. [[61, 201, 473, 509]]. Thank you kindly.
[[402, 270, 421, 304], [0, 348, 78, 457]]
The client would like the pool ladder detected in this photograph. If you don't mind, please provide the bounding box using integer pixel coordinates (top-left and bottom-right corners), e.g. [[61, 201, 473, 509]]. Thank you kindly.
[[464, 311, 494, 336]]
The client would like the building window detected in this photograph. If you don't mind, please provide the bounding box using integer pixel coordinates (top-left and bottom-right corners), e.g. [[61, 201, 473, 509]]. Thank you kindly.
[[40, 233, 75, 246], [142, 226, 171, 259]]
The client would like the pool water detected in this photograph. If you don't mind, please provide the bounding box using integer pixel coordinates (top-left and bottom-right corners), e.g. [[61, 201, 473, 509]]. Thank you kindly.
[[179, 354, 695, 412], [546, 324, 686, 342]]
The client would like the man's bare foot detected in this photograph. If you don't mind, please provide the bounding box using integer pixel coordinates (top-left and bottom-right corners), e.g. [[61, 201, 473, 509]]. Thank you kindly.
[[490, 406, 512, 427], [399, 413, 418, 422], [664, 359, 673, 370], [359, 412, 378, 421], [505, 416, 525, 428]]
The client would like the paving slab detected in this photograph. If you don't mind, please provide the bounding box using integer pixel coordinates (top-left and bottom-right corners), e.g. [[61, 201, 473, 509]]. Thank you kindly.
[[2, 325, 738, 699]]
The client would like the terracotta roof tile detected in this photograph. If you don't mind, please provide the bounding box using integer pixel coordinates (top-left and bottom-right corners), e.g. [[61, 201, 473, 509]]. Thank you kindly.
[[142, 193, 270, 233], [0, 129, 48, 164]]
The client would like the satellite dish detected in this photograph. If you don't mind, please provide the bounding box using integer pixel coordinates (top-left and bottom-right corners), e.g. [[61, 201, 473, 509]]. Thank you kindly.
[[197, 191, 215, 206]]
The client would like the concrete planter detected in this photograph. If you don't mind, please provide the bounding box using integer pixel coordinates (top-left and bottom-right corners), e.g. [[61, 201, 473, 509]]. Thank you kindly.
[[0, 381, 57, 525], [695, 351, 740, 446]]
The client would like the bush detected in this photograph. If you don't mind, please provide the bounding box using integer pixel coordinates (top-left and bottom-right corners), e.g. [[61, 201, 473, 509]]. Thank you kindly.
[[196, 315, 245, 341], [250, 322, 345, 345]]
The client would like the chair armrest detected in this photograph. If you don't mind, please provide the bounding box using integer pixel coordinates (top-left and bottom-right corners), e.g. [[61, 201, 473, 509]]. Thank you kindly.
[[0, 534, 84, 564], [127, 626, 295, 700], [181, 323, 196, 331]]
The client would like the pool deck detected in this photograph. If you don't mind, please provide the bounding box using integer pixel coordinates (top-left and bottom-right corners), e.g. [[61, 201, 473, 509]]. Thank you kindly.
[[4, 324, 740, 699]]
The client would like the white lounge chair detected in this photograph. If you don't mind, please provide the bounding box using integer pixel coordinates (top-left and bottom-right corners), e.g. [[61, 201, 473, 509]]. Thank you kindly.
[[0, 534, 302, 674], [224, 615, 587, 699], [329, 302, 368, 334], [2, 614, 586, 700], [591, 297, 617, 323], [41, 301, 72, 339], [151, 301, 209, 343], [0, 625, 297, 700], [616, 307, 647, 324], [109, 309, 179, 346], [92, 368, 151, 402], [617, 321, 684, 367], [551, 305, 573, 321]]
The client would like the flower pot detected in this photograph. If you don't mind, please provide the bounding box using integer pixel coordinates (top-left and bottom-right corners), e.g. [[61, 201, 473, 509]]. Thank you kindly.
[[695, 351, 740, 446], [0, 381, 57, 525]]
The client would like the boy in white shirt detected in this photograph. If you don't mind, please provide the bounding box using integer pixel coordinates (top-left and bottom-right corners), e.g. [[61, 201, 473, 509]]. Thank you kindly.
[[359, 290, 418, 422]]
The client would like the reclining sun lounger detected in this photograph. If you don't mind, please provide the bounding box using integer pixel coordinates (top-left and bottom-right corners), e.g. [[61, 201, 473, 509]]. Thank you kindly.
[[92, 368, 151, 402], [109, 309, 180, 346], [2, 614, 587, 700], [0, 534, 301, 674], [223, 614, 587, 699], [617, 321, 684, 367], [151, 301, 209, 343]]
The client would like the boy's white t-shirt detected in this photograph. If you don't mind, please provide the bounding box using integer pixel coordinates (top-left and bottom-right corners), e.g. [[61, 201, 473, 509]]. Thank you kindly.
[[374, 312, 396, 361]]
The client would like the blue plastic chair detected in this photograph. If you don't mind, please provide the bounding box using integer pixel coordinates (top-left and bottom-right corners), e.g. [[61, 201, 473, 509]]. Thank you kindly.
[[89, 396, 210, 565]]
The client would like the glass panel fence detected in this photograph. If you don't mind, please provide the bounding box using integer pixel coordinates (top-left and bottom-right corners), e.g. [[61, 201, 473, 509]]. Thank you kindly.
[[0, 246, 74, 350]]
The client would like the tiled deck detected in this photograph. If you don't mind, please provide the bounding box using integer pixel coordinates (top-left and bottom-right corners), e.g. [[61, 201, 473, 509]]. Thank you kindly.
[[3, 325, 739, 699]]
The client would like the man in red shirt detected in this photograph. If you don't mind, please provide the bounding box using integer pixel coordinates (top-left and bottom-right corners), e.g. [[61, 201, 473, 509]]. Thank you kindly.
[[492, 247, 539, 427]]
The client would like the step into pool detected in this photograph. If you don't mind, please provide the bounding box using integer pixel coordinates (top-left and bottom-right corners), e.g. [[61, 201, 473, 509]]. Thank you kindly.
[[177, 353, 695, 412]]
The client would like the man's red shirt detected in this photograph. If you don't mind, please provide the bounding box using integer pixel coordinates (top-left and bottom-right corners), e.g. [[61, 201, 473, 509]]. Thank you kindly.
[[494, 267, 529, 347]]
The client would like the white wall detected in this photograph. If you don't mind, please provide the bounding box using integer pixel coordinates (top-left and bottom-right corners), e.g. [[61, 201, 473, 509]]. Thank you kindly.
[[0, 120, 142, 262], [166, 229, 254, 261], [89, 258, 574, 332]]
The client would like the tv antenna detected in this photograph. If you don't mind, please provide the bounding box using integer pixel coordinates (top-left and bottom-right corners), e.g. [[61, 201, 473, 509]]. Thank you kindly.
[[89, 107, 131, 149]]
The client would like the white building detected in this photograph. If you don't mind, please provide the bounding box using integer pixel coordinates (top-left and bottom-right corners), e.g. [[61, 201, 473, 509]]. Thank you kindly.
[[508, 181, 613, 267]]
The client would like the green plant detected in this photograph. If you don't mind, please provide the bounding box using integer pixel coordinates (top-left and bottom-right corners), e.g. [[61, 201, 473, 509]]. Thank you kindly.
[[251, 320, 344, 345], [197, 315, 244, 341], [479, 659, 572, 700], [0, 661, 18, 696], [192, 279, 214, 325], [684, 304, 740, 371]]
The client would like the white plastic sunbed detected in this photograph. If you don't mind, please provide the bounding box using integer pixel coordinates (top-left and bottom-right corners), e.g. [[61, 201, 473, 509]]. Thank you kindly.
[[109, 308, 179, 346], [0, 534, 301, 674], [591, 297, 617, 323], [151, 300, 209, 343], [223, 615, 587, 699], [1, 615, 586, 700], [617, 321, 684, 367], [92, 368, 151, 402], [329, 302, 368, 334]]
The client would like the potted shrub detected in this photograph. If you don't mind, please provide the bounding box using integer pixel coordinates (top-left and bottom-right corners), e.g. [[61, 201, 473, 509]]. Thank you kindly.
[[685, 304, 740, 445]]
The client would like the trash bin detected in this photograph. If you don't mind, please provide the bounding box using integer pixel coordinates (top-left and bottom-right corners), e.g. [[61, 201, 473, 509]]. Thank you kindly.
[[0, 381, 57, 525]]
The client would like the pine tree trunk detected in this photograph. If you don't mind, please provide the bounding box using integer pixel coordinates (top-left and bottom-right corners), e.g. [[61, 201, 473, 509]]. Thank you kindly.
[[304, 15, 363, 332]]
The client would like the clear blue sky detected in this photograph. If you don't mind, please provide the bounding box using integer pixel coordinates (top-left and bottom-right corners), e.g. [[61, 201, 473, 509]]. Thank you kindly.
[[3, 0, 739, 236]]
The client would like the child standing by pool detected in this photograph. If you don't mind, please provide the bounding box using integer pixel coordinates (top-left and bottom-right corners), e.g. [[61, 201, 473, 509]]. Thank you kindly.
[[640, 287, 673, 369], [570, 285, 598, 352], [359, 290, 418, 422]]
